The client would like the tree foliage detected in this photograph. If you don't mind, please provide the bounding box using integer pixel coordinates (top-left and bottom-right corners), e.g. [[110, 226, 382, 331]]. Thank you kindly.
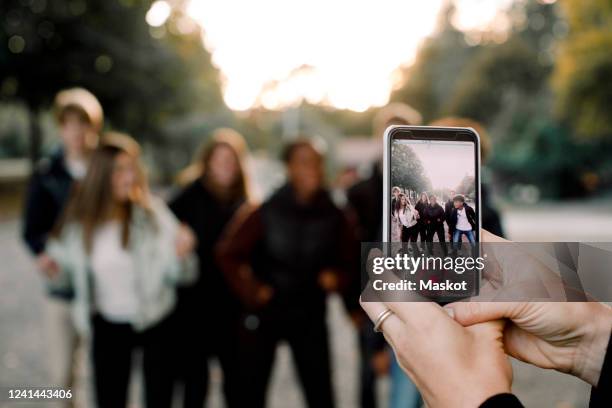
[[456, 175, 475, 199], [0, 0, 225, 168], [389, 0, 612, 197], [552, 0, 612, 141], [391, 143, 431, 194]]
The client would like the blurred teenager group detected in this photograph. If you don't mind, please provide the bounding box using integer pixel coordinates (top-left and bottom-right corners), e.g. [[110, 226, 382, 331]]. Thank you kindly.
[[22, 88, 502, 408]]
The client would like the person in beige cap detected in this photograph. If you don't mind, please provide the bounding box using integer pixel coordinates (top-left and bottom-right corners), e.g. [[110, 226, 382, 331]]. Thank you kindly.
[[22, 87, 103, 405]]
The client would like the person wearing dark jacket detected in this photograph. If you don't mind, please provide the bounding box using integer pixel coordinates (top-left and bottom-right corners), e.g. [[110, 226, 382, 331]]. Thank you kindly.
[[449, 194, 477, 245], [216, 140, 353, 408], [169, 128, 249, 408], [444, 190, 456, 241], [345, 163, 389, 408], [21, 88, 102, 401], [346, 103, 424, 408], [414, 192, 429, 244], [423, 195, 447, 256], [481, 184, 505, 237]]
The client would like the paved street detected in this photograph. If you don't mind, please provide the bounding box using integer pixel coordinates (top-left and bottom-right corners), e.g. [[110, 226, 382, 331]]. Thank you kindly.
[[2, 200, 610, 407]]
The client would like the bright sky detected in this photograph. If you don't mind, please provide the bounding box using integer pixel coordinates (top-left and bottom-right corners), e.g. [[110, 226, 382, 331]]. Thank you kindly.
[[154, 0, 517, 111], [402, 140, 475, 190]]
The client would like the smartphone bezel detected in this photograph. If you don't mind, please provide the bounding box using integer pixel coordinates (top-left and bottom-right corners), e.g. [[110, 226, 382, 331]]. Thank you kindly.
[[382, 125, 482, 243], [382, 125, 483, 302]]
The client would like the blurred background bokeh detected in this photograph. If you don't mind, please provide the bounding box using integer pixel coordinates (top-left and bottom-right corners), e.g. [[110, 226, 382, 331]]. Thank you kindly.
[[1, 0, 611, 407]]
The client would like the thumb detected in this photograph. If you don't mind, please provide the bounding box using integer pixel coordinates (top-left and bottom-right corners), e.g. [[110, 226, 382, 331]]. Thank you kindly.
[[444, 302, 521, 326]]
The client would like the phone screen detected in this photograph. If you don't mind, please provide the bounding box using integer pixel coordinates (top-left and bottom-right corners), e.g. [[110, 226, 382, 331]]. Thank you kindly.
[[376, 127, 482, 301], [388, 135, 479, 245]]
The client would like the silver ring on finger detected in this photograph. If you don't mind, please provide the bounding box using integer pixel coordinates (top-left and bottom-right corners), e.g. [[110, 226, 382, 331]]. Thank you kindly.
[[373, 308, 394, 333]]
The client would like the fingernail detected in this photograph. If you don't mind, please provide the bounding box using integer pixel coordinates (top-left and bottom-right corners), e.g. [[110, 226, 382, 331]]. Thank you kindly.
[[443, 306, 455, 319]]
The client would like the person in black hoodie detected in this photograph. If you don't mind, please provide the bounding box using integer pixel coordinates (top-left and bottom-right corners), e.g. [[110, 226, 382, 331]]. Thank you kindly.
[[414, 192, 429, 244], [423, 195, 447, 256], [169, 128, 249, 408], [217, 139, 353, 408], [444, 189, 456, 241], [22, 88, 103, 401]]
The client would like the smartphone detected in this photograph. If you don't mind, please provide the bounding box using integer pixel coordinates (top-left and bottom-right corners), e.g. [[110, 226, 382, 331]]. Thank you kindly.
[[382, 125, 482, 301]]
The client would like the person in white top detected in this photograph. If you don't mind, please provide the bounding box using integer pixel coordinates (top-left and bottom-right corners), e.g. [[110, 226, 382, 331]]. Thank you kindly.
[[394, 193, 420, 254], [48, 133, 197, 408], [90, 221, 138, 323]]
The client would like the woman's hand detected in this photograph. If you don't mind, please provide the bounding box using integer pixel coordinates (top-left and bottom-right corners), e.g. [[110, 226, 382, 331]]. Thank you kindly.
[[455, 230, 612, 386], [175, 223, 196, 259], [446, 301, 612, 387], [360, 299, 512, 408]]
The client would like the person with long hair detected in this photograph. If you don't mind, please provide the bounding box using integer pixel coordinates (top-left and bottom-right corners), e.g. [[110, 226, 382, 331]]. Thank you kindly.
[[395, 193, 418, 245], [169, 128, 250, 408], [390, 193, 422, 407], [46, 133, 197, 408], [414, 192, 429, 244]]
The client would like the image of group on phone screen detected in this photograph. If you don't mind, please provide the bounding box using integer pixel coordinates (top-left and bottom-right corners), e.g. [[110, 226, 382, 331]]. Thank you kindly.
[[390, 140, 479, 257], [391, 188, 475, 256]]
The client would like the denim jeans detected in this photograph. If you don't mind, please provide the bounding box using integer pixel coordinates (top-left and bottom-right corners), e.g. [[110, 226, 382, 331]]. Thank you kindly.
[[390, 351, 422, 408], [452, 229, 475, 244]]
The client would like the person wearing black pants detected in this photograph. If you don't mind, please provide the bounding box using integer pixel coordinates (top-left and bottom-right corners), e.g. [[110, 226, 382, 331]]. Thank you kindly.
[[217, 140, 353, 408], [169, 129, 249, 408], [414, 192, 429, 244], [344, 163, 387, 408], [45, 134, 198, 408], [234, 308, 333, 408], [401, 223, 419, 243], [424, 195, 447, 256], [444, 190, 456, 242], [92, 314, 175, 408], [396, 193, 419, 254]]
